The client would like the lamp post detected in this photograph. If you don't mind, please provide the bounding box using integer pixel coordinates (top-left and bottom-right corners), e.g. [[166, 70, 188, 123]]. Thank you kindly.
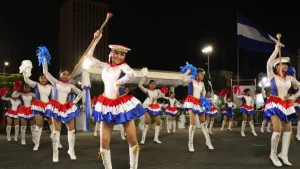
[[202, 46, 212, 74], [258, 76, 270, 87], [3, 61, 9, 76]]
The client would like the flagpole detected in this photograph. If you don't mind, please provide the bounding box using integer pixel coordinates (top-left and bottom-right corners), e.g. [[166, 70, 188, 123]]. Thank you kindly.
[[237, 10, 240, 85]]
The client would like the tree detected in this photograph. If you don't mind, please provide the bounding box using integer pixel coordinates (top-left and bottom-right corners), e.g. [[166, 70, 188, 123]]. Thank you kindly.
[[0, 74, 24, 95]]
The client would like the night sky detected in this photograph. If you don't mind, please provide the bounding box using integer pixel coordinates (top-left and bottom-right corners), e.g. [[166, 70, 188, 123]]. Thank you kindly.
[[1, 1, 299, 81]]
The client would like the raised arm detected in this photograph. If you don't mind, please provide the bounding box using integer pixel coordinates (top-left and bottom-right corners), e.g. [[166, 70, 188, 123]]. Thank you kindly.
[[70, 84, 83, 104], [267, 46, 279, 80], [23, 73, 38, 88], [84, 31, 109, 70], [138, 77, 148, 93], [43, 62, 58, 85], [116, 64, 135, 86], [1, 94, 10, 101], [181, 71, 192, 83]]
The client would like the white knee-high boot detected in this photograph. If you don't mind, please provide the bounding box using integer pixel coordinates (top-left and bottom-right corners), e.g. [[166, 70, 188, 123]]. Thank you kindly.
[[129, 145, 140, 169], [201, 123, 214, 150], [67, 130, 76, 160], [21, 126, 26, 145], [261, 120, 267, 133], [249, 120, 257, 136], [154, 125, 162, 144], [99, 148, 112, 169], [221, 120, 226, 131], [6, 125, 11, 141], [172, 120, 176, 133], [140, 124, 148, 144], [241, 121, 246, 137], [52, 131, 60, 162], [14, 125, 19, 141], [30, 125, 36, 144], [278, 131, 292, 166], [208, 121, 214, 134], [188, 125, 195, 152], [269, 132, 282, 167]]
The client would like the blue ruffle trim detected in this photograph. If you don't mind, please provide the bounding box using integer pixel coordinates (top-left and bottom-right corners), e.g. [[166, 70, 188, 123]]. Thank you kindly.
[[264, 108, 297, 123], [184, 108, 205, 115], [93, 104, 146, 125], [295, 106, 300, 112], [205, 112, 218, 117], [166, 112, 178, 117], [223, 112, 234, 118], [240, 108, 254, 115], [147, 109, 162, 116], [32, 110, 50, 120], [18, 116, 35, 120], [45, 109, 80, 123]]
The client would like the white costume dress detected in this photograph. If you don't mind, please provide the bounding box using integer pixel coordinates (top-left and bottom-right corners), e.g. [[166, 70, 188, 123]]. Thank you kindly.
[[164, 97, 181, 117], [17, 92, 35, 120]]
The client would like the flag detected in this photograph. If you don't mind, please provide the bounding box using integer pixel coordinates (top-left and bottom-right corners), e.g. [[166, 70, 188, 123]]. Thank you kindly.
[[208, 73, 213, 93], [237, 13, 290, 54]]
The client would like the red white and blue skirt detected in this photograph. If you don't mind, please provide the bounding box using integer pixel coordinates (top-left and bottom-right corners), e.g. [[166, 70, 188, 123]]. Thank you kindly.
[[31, 99, 50, 119], [5, 108, 19, 119], [44, 99, 79, 123], [93, 94, 146, 125], [240, 104, 254, 115], [294, 98, 300, 112], [145, 103, 163, 116], [205, 102, 218, 117], [18, 106, 34, 120], [183, 95, 205, 114], [261, 104, 270, 120], [165, 106, 178, 117], [264, 96, 298, 123]]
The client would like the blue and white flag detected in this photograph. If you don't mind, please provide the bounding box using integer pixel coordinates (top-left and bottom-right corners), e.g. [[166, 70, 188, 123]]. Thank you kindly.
[[237, 13, 290, 54], [208, 74, 213, 93]]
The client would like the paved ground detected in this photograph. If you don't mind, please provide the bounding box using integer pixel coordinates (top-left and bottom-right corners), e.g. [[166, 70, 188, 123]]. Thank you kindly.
[[0, 126, 299, 169]]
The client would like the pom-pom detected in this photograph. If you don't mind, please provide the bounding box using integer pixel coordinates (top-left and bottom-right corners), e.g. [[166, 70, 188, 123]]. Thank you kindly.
[[0, 87, 9, 96], [180, 62, 198, 79], [287, 65, 295, 77], [219, 88, 229, 98], [233, 85, 243, 94], [161, 86, 168, 94], [36, 45, 51, 66], [200, 96, 212, 112], [91, 96, 98, 105], [13, 81, 22, 91], [19, 60, 33, 77], [140, 67, 148, 77]]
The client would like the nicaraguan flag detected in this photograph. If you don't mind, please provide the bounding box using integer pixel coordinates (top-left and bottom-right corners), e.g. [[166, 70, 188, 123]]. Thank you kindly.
[[237, 13, 290, 54]]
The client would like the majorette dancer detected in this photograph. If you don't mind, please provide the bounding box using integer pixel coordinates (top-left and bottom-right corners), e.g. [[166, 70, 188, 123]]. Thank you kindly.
[[260, 87, 272, 133], [0, 85, 21, 142], [235, 87, 257, 137], [265, 43, 300, 167], [15, 82, 36, 145], [85, 30, 145, 169], [163, 92, 182, 133], [139, 67, 166, 144], [222, 94, 237, 131], [180, 62, 214, 152], [205, 91, 219, 135], [20, 60, 62, 151], [37, 46, 83, 162]]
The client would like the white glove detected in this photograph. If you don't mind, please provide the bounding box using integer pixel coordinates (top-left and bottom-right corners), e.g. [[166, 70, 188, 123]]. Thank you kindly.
[[141, 67, 148, 77], [19, 60, 33, 77]]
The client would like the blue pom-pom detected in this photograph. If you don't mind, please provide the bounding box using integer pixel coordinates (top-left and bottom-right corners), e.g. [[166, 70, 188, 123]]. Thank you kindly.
[[36, 46, 51, 66], [180, 62, 198, 79], [200, 96, 212, 112], [287, 66, 295, 77]]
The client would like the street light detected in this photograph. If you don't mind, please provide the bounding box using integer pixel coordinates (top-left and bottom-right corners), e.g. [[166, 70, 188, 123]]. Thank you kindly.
[[258, 76, 270, 87], [202, 46, 213, 74], [3, 61, 9, 76]]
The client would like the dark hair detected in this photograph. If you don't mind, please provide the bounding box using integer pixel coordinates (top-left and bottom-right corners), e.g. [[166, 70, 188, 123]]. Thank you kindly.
[[24, 83, 30, 87], [264, 87, 271, 93], [244, 88, 250, 93], [59, 68, 71, 75], [149, 80, 155, 84], [39, 73, 46, 78], [169, 92, 174, 95], [226, 96, 231, 100]]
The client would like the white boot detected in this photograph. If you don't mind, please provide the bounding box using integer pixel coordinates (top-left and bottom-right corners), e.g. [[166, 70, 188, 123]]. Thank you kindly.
[[166, 118, 170, 133], [221, 120, 226, 131], [201, 123, 214, 150], [172, 120, 176, 133], [14, 125, 19, 141], [269, 132, 282, 167], [49, 124, 53, 139], [140, 124, 148, 144], [241, 121, 246, 137], [52, 131, 60, 162], [21, 126, 26, 145], [6, 125, 11, 141], [249, 120, 257, 136], [261, 120, 267, 133], [278, 131, 292, 166], [208, 121, 214, 134], [67, 130, 77, 160], [120, 125, 126, 140], [296, 121, 300, 141], [267, 122, 272, 132], [99, 148, 112, 169], [228, 121, 233, 131], [129, 145, 140, 169], [188, 125, 195, 152], [30, 125, 36, 144], [33, 126, 42, 151], [94, 122, 99, 137], [154, 126, 162, 144], [205, 120, 209, 129]]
